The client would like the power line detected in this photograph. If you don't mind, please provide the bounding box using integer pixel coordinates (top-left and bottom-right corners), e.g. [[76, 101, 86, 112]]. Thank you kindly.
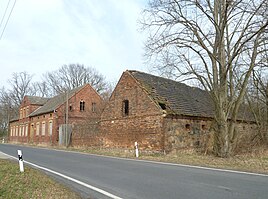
[[0, 0, 16, 40], [0, 0, 11, 29]]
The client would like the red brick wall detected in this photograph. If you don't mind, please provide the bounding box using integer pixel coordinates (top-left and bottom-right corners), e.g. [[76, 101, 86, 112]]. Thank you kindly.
[[101, 71, 165, 151], [9, 96, 42, 143], [60, 84, 104, 146], [10, 84, 103, 146]]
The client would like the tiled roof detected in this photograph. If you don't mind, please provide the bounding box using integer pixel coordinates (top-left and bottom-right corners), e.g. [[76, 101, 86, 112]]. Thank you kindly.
[[128, 70, 254, 121], [129, 70, 214, 118], [10, 115, 19, 122], [26, 96, 50, 105], [29, 85, 86, 117]]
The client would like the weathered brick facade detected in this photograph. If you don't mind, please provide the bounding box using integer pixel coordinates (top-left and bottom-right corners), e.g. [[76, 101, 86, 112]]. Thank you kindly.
[[101, 71, 165, 151], [163, 115, 213, 153], [9, 70, 257, 153], [9, 84, 103, 146], [100, 70, 257, 153], [9, 96, 48, 143]]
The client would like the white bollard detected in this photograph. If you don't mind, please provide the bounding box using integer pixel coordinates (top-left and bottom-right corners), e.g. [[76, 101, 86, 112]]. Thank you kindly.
[[18, 150, 24, 172], [2, 138, 4, 143], [135, 141, 139, 158]]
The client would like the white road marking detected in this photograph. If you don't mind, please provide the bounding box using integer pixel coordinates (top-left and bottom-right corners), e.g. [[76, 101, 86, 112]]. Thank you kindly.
[[0, 151, 122, 199], [3, 144, 268, 177], [40, 147, 268, 177]]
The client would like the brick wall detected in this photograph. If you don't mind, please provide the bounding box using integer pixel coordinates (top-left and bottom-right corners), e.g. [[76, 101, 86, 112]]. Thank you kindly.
[[10, 84, 103, 146], [9, 96, 42, 143], [59, 84, 104, 146], [101, 72, 165, 151], [71, 121, 102, 147]]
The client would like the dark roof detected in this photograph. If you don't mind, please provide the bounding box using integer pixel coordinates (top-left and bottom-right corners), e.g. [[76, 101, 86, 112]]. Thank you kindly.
[[26, 96, 50, 105], [128, 70, 214, 118], [29, 85, 87, 117], [10, 115, 19, 122], [128, 70, 254, 122]]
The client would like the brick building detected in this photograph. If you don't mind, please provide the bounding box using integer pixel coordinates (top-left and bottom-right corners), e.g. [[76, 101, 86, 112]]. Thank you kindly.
[[9, 96, 49, 143], [9, 84, 103, 146], [101, 70, 256, 153]]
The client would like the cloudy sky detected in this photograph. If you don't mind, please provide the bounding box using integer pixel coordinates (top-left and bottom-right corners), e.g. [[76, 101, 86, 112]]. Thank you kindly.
[[0, 0, 148, 88]]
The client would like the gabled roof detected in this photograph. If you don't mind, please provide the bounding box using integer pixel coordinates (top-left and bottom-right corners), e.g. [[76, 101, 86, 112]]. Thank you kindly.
[[128, 70, 214, 118], [29, 84, 87, 117], [10, 115, 19, 122], [26, 96, 50, 105], [128, 70, 254, 122]]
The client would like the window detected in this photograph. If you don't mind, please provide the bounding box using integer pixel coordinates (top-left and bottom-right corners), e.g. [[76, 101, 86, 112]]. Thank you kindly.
[[92, 102, 96, 113], [80, 100, 85, 111], [36, 122, 40, 135], [185, 124, 191, 130], [22, 125, 24, 136], [19, 126, 22, 136], [49, 121, 53, 136], [42, 122, 46, 135], [122, 100, 129, 116], [20, 109, 22, 119], [25, 125, 28, 136], [26, 106, 29, 117], [159, 102, 166, 110], [69, 105, 73, 111]]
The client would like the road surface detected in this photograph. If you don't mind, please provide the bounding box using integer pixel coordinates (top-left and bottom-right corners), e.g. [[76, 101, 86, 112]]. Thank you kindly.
[[0, 144, 267, 199]]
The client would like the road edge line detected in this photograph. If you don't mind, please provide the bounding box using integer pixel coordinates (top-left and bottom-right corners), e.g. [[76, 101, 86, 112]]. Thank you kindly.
[[0, 151, 122, 199], [3, 144, 268, 177], [41, 147, 268, 177]]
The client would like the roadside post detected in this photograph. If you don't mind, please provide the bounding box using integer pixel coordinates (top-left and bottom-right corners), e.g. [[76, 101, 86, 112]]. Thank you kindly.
[[17, 150, 24, 172], [135, 141, 139, 158]]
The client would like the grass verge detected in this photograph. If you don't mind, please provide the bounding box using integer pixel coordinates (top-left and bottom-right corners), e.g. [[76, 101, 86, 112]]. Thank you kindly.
[[11, 142, 268, 174], [0, 159, 81, 199], [66, 146, 268, 174]]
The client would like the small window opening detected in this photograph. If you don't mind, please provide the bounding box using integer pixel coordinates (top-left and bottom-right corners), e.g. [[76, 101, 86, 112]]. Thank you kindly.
[[159, 102, 166, 110], [185, 124, 190, 130], [123, 100, 129, 116], [69, 105, 73, 111], [195, 140, 200, 147], [80, 100, 85, 111], [92, 102, 96, 113]]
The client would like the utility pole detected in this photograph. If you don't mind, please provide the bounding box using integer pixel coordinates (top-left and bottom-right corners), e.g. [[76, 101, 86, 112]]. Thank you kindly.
[[65, 90, 69, 147], [6, 105, 11, 143]]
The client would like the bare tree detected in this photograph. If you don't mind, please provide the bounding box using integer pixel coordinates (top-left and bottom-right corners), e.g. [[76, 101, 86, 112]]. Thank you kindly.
[[247, 44, 268, 143], [31, 81, 53, 98], [0, 87, 17, 138], [8, 71, 34, 107], [141, 0, 268, 157], [44, 64, 109, 95]]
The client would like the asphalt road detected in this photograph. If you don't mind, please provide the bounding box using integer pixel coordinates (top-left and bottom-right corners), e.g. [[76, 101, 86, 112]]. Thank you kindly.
[[0, 144, 267, 199]]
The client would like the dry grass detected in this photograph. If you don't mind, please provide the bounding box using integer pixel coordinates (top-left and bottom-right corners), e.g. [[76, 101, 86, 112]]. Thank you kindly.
[[13, 142, 268, 174], [0, 159, 81, 199], [67, 146, 268, 174]]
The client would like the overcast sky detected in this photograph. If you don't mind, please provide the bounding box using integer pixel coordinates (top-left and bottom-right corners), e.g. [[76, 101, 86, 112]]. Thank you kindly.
[[0, 0, 148, 88]]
